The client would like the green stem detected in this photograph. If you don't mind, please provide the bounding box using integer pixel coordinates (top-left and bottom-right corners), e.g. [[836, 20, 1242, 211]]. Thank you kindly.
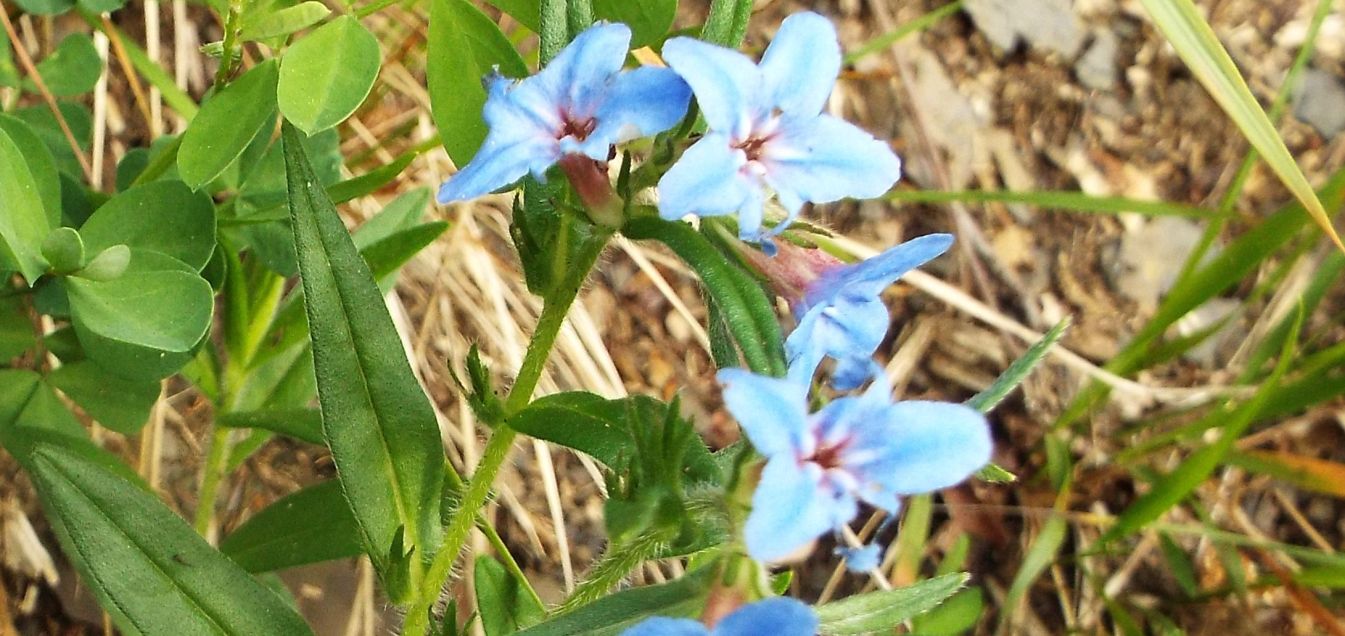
[[213, 0, 244, 90], [403, 231, 611, 635], [192, 426, 232, 538]]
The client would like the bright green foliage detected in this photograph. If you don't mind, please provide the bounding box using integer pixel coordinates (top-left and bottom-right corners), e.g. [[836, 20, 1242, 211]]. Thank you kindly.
[[428, 0, 529, 166], [517, 566, 716, 636], [178, 60, 280, 189], [283, 123, 444, 598], [0, 127, 51, 282], [815, 574, 969, 635], [11, 0, 74, 17], [0, 115, 63, 226], [0, 296, 34, 361], [278, 16, 381, 135], [241, 1, 332, 41], [40, 227, 84, 274], [79, 181, 217, 270], [592, 0, 675, 47], [25, 34, 100, 96]]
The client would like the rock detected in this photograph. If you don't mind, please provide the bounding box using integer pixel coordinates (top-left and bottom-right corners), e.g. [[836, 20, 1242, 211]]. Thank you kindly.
[[963, 0, 1085, 58], [1076, 29, 1119, 90], [1110, 216, 1206, 311], [1293, 68, 1345, 139]]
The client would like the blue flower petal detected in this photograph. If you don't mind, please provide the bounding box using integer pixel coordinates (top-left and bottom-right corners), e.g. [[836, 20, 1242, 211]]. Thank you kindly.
[[837, 544, 882, 573], [713, 598, 818, 636], [760, 12, 841, 117], [437, 135, 555, 203], [848, 401, 991, 506], [838, 234, 953, 299], [622, 617, 708, 636], [539, 22, 632, 116], [662, 37, 763, 139], [745, 458, 855, 562], [584, 66, 692, 158], [657, 134, 755, 222], [717, 369, 809, 458], [761, 113, 901, 214], [784, 293, 889, 382]]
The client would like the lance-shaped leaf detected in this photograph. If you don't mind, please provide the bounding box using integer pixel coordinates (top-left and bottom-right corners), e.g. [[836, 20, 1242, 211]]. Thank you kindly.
[[28, 442, 312, 635], [1137, 0, 1343, 251], [178, 60, 279, 190], [816, 573, 968, 635], [0, 126, 50, 282], [220, 480, 363, 573], [283, 122, 443, 596]]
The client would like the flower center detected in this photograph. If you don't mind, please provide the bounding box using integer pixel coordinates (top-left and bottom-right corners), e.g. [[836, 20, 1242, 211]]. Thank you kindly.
[[736, 135, 770, 162], [561, 114, 597, 141], [808, 438, 850, 471]]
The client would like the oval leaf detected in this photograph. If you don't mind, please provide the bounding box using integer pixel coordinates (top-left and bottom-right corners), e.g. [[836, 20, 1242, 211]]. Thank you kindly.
[[277, 16, 380, 135], [67, 251, 213, 379], [26, 34, 100, 97], [79, 180, 217, 270], [593, 0, 675, 48], [178, 60, 280, 189], [47, 361, 159, 434], [240, 1, 331, 41], [28, 442, 313, 635], [0, 114, 62, 227]]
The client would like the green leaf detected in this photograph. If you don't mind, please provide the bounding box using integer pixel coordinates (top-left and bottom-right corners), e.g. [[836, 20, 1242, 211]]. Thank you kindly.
[[0, 114, 62, 227], [910, 587, 983, 635], [28, 442, 313, 635], [78, 181, 217, 271], [0, 27, 18, 88], [79, 244, 131, 281], [47, 361, 159, 434], [77, 0, 126, 13], [11, 0, 74, 16], [475, 556, 546, 636], [1137, 0, 1344, 250], [592, 0, 674, 48], [241, 1, 332, 41], [999, 516, 1066, 630], [220, 480, 363, 572], [41, 227, 84, 273], [217, 408, 324, 445], [25, 34, 100, 97], [516, 566, 714, 636], [360, 222, 449, 292], [623, 217, 785, 376], [351, 187, 432, 249], [283, 123, 444, 594], [484, 0, 541, 32], [428, 0, 529, 166], [700, 0, 751, 47], [277, 16, 380, 135], [0, 294, 34, 360], [326, 151, 416, 204], [67, 250, 213, 380], [178, 59, 279, 189], [13, 101, 91, 179], [966, 317, 1070, 413], [816, 573, 968, 635], [0, 127, 50, 282]]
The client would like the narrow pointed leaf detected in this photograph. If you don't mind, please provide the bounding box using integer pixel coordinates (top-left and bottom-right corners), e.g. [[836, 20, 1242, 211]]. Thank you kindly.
[[283, 123, 443, 591], [817, 573, 969, 635], [1137, 0, 1343, 250], [28, 443, 312, 635], [220, 480, 363, 572]]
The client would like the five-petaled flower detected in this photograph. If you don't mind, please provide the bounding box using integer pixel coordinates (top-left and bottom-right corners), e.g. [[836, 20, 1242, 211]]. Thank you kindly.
[[657, 12, 902, 243], [436, 22, 691, 204], [785, 233, 954, 389], [622, 597, 818, 636], [718, 366, 990, 563]]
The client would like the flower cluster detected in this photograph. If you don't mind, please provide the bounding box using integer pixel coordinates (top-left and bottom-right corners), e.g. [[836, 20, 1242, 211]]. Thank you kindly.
[[437, 13, 900, 244]]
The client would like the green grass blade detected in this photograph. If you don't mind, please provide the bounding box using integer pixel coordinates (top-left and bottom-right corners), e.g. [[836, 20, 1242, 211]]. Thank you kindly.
[[886, 189, 1218, 218], [999, 514, 1067, 632], [843, 1, 962, 64], [967, 317, 1070, 413], [1137, 0, 1343, 250]]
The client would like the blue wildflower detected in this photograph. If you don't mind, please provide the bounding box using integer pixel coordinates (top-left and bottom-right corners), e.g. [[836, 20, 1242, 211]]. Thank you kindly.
[[786, 234, 954, 389], [437, 23, 692, 204], [717, 366, 990, 563], [622, 597, 818, 636], [836, 543, 882, 573], [657, 12, 902, 242]]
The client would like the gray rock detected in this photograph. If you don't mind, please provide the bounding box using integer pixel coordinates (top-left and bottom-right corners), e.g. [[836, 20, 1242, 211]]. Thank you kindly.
[[1293, 68, 1345, 139], [1076, 30, 1118, 90], [964, 0, 1085, 58]]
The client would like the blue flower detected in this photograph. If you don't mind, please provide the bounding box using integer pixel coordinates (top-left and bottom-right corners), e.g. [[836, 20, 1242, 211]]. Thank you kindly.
[[437, 23, 692, 204], [786, 234, 954, 389], [657, 12, 901, 242], [622, 597, 818, 636], [717, 366, 990, 563], [836, 544, 882, 572]]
